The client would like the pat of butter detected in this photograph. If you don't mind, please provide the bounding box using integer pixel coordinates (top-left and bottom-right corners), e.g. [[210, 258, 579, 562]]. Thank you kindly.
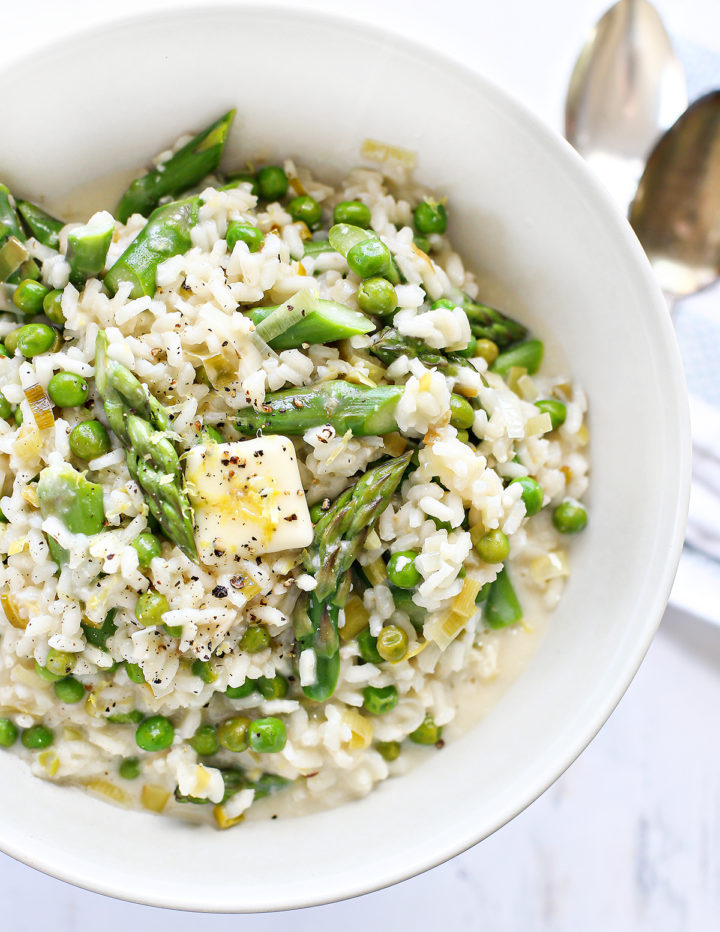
[[186, 436, 313, 564]]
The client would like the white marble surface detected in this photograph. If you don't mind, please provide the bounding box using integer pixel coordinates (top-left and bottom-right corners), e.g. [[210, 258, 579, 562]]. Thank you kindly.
[[2, 0, 719, 927]]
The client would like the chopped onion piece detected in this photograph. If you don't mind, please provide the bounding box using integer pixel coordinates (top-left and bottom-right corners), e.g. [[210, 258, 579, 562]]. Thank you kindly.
[[1, 592, 26, 629], [525, 412, 553, 436], [361, 138, 418, 170], [213, 804, 244, 830], [339, 594, 369, 642], [85, 779, 128, 805], [24, 383, 55, 431], [363, 557, 387, 587], [254, 290, 316, 344], [530, 550, 569, 584], [517, 374, 538, 401], [343, 708, 374, 750], [426, 576, 483, 650], [507, 366, 528, 395], [141, 784, 170, 812]]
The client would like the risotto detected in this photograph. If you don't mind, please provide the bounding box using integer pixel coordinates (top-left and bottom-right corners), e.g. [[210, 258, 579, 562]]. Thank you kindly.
[[0, 111, 589, 827]]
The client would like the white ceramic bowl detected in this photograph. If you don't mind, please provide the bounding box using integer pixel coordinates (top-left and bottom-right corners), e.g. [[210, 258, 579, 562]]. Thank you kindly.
[[0, 4, 689, 912]]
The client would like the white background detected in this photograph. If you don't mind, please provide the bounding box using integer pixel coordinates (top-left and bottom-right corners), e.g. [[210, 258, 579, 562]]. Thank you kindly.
[[2, 1, 720, 929]]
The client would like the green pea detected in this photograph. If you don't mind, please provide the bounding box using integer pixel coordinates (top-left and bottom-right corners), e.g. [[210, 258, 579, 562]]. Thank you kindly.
[[192, 659, 217, 684], [475, 339, 499, 365], [473, 528, 510, 564], [53, 676, 85, 704], [376, 624, 409, 662], [125, 662, 145, 684], [414, 199, 448, 235], [22, 724, 54, 749], [118, 757, 141, 780], [456, 335, 478, 359], [333, 200, 371, 228], [3, 329, 20, 356], [34, 660, 63, 683], [135, 590, 170, 627], [68, 420, 111, 460], [413, 234, 431, 253], [226, 171, 259, 196], [362, 684, 398, 715], [189, 724, 220, 756], [456, 430, 469, 444], [534, 399, 567, 430], [47, 371, 89, 408], [0, 717, 18, 747], [357, 628, 383, 664], [287, 195, 322, 230], [409, 715, 442, 745], [13, 406, 22, 426], [226, 220, 264, 253], [386, 550, 421, 589], [135, 715, 175, 752], [225, 679, 256, 699], [240, 623, 270, 654], [510, 476, 544, 516], [375, 740, 401, 762], [432, 298, 456, 310], [0, 344, 9, 358], [257, 165, 289, 201], [45, 648, 76, 677], [131, 531, 162, 569], [347, 239, 392, 279], [248, 716, 287, 753], [356, 276, 397, 316], [217, 715, 250, 752], [0, 393, 12, 420], [107, 710, 144, 724], [552, 500, 588, 534], [42, 289, 65, 326], [16, 323, 59, 358], [450, 393, 475, 430], [13, 279, 49, 316], [256, 674, 289, 700]]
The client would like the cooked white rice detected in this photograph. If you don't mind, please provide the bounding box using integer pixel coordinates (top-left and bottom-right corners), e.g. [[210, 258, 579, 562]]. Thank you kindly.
[[0, 138, 589, 826]]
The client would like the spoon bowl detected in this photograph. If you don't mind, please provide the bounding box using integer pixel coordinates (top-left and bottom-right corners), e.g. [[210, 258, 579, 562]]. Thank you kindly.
[[630, 91, 720, 297], [565, 0, 687, 212]]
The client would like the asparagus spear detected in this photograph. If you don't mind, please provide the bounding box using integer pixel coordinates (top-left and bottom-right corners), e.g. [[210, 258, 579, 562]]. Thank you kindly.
[[17, 200, 64, 249], [458, 295, 528, 347], [235, 380, 402, 437], [294, 452, 411, 700], [38, 463, 106, 566], [94, 331, 197, 561], [368, 327, 473, 373], [66, 213, 114, 288], [104, 196, 200, 299], [116, 110, 235, 223], [248, 295, 374, 351]]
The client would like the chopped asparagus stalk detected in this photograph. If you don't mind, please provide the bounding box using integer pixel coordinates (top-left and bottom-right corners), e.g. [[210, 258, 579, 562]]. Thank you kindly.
[[116, 110, 235, 222], [236, 380, 402, 437], [249, 292, 374, 351], [295, 453, 411, 700], [104, 196, 200, 298]]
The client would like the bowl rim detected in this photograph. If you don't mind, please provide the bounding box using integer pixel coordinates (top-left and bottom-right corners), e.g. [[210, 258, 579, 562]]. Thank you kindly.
[[0, 1, 691, 912]]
